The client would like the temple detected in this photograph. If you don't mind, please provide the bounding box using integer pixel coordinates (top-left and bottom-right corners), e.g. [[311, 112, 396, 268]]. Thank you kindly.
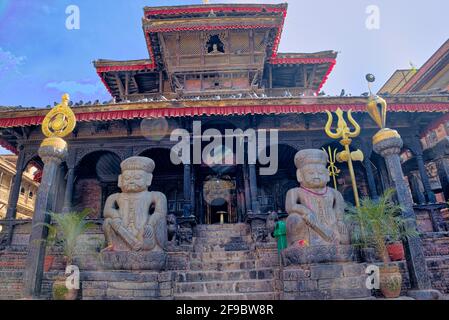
[[0, 3, 448, 300]]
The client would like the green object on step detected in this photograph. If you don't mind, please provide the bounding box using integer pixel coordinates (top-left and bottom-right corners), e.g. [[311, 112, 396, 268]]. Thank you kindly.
[[274, 221, 287, 253]]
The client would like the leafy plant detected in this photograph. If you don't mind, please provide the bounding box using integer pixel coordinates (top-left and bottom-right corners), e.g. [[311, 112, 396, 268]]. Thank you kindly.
[[345, 189, 419, 263], [42, 208, 96, 265]]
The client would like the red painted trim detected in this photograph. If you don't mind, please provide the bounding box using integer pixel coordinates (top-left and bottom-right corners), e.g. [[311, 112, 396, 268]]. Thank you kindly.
[[144, 6, 286, 17], [270, 57, 336, 65], [97, 71, 114, 97], [95, 64, 154, 73], [1, 103, 448, 129], [316, 60, 337, 94], [0, 138, 18, 154]]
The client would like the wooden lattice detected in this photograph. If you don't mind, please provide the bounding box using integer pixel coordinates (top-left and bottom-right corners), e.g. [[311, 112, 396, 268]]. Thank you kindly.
[[229, 30, 250, 54], [180, 32, 201, 55], [254, 31, 267, 52]]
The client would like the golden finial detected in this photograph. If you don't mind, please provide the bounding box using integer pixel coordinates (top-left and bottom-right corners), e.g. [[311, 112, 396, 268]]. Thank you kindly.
[[42, 93, 76, 138], [324, 108, 363, 207]]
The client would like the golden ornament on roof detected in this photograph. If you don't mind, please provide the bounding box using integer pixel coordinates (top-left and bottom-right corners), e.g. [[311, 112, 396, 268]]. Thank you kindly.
[[41, 93, 76, 138]]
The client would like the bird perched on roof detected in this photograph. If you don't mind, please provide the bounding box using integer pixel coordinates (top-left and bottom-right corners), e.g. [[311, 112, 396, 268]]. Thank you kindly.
[[340, 89, 345, 97]]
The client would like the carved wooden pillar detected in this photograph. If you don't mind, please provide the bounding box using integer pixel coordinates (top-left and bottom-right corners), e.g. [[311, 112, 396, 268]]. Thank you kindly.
[[408, 171, 426, 205], [248, 164, 259, 213], [5, 145, 26, 220], [183, 164, 191, 217], [243, 164, 252, 213], [415, 153, 437, 203], [436, 157, 449, 201], [62, 151, 76, 213], [4, 145, 26, 245]]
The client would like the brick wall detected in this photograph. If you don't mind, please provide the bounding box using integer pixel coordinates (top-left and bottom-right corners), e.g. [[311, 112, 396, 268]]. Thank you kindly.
[[73, 178, 102, 218]]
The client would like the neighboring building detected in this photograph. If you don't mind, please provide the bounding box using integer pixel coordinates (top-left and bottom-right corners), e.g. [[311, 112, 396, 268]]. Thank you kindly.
[[381, 39, 449, 203], [0, 155, 39, 220]]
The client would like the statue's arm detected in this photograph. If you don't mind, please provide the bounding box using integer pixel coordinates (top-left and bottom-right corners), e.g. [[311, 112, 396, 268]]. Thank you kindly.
[[152, 192, 168, 215], [104, 194, 120, 220], [285, 189, 312, 216]]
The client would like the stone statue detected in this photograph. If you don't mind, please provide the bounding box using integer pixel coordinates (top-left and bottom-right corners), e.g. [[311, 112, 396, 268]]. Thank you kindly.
[[285, 149, 349, 247], [103, 156, 168, 252]]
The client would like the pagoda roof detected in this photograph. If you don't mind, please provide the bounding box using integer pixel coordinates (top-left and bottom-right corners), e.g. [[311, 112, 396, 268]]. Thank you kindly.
[[377, 69, 415, 95]]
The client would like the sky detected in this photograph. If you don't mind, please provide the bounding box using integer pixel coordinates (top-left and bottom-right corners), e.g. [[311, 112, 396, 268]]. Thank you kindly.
[[0, 0, 448, 154]]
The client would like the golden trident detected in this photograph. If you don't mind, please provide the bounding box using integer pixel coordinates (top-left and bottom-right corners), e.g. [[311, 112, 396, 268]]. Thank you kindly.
[[322, 146, 340, 190], [325, 108, 364, 207]]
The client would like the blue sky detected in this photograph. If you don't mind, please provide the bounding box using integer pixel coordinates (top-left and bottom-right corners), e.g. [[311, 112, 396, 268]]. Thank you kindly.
[[0, 0, 448, 154]]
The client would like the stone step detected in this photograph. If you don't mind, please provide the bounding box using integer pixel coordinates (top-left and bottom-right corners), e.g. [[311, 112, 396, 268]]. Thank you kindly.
[[176, 268, 276, 282], [193, 235, 253, 244], [175, 279, 275, 295], [189, 251, 255, 262], [174, 292, 279, 300], [189, 260, 256, 271], [193, 242, 255, 253]]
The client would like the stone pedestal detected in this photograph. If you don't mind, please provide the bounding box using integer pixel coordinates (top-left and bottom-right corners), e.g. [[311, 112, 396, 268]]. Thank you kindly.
[[281, 245, 371, 299], [373, 129, 431, 290], [100, 251, 167, 271], [23, 138, 68, 298]]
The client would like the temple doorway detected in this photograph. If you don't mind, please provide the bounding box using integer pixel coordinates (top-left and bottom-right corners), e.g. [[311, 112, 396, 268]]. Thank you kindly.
[[202, 175, 238, 224]]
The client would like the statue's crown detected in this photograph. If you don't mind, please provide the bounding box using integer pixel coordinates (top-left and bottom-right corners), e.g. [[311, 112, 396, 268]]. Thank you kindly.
[[294, 149, 328, 168], [120, 156, 155, 173]]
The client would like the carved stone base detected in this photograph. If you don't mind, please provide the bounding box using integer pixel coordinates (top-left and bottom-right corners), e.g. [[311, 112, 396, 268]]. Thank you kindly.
[[100, 251, 167, 271], [282, 245, 358, 266]]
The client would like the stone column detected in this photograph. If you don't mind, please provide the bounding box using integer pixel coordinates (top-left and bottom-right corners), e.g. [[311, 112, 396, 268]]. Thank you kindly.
[[62, 166, 75, 213], [183, 164, 191, 217], [248, 163, 259, 214], [373, 131, 431, 290], [436, 157, 449, 201], [23, 138, 67, 298], [415, 153, 437, 203]]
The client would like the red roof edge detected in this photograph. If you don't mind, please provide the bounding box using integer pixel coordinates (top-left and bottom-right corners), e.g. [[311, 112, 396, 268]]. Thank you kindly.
[[1, 103, 448, 131], [316, 60, 337, 94], [0, 138, 18, 155]]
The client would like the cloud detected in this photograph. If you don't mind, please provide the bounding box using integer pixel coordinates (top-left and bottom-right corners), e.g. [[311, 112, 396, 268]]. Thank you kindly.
[[46, 80, 104, 95], [0, 47, 26, 78]]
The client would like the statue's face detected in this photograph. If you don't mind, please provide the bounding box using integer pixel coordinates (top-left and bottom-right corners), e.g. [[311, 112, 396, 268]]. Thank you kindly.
[[119, 170, 151, 193], [298, 164, 329, 189]]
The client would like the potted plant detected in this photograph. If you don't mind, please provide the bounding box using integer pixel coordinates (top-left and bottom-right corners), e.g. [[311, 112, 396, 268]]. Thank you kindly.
[[346, 189, 419, 298], [41, 208, 95, 300], [385, 236, 405, 261]]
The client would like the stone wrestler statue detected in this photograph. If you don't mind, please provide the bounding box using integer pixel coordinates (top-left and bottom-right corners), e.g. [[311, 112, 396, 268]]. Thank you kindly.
[[285, 149, 349, 247], [103, 156, 168, 252]]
